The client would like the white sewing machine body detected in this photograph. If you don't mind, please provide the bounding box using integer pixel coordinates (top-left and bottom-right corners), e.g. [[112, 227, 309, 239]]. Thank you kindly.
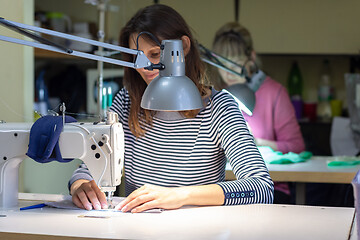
[[0, 115, 124, 208]]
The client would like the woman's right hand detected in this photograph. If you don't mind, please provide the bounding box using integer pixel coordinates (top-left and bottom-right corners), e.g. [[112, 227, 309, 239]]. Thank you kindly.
[[70, 179, 108, 210]]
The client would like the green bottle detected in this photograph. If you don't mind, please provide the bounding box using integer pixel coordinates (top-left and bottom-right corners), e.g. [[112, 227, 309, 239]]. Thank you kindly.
[[287, 61, 303, 99]]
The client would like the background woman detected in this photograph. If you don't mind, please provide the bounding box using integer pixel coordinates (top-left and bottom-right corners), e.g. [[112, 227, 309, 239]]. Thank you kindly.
[[212, 22, 305, 203]]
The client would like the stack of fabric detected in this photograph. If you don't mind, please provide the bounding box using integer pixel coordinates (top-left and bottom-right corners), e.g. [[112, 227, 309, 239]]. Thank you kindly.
[[258, 146, 312, 164]]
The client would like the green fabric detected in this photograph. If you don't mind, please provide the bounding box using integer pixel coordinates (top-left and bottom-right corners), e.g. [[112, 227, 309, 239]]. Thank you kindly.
[[258, 146, 312, 164], [327, 157, 360, 167]]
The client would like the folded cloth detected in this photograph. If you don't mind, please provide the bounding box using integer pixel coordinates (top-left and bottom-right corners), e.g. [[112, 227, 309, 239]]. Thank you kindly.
[[258, 146, 312, 164], [26, 115, 77, 163], [327, 156, 360, 167]]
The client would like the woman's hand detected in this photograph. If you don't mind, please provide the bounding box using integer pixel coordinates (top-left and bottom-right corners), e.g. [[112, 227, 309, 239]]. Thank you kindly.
[[70, 179, 108, 210], [115, 184, 188, 213]]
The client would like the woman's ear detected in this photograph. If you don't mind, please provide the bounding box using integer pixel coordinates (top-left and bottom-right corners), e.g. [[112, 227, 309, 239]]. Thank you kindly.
[[250, 50, 257, 62], [249, 50, 258, 75], [181, 35, 191, 56]]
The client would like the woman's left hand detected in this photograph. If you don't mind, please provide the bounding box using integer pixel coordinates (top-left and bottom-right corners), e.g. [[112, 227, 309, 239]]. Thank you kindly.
[[115, 184, 188, 213]]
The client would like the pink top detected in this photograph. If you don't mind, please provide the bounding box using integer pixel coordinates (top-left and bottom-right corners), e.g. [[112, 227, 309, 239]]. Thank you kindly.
[[243, 76, 305, 154]]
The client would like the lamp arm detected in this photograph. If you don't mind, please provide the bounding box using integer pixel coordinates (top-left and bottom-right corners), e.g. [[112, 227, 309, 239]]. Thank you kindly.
[[198, 44, 250, 80], [198, 44, 255, 115], [198, 43, 225, 68], [0, 17, 152, 69], [0, 17, 73, 53], [201, 57, 244, 77]]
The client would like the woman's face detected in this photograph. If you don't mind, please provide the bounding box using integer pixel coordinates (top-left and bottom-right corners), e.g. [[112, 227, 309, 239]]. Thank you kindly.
[[218, 56, 248, 86], [129, 34, 161, 85]]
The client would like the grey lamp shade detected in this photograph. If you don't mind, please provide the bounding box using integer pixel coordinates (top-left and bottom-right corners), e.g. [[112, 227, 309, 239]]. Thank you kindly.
[[141, 75, 203, 111], [225, 83, 256, 116], [141, 39, 203, 111]]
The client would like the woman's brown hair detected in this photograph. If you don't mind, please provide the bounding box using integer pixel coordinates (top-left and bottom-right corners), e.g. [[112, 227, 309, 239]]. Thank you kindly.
[[119, 4, 208, 137]]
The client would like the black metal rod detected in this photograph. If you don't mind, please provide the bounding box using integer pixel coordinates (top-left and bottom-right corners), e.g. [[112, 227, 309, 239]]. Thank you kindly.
[[235, 0, 240, 22]]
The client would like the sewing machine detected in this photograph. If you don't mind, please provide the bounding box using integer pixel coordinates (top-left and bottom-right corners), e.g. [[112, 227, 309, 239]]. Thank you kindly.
[[0, 112, 124, 208]]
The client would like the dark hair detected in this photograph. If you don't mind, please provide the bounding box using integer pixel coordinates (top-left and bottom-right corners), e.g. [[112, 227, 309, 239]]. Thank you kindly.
[[119, 4, 208, 137]]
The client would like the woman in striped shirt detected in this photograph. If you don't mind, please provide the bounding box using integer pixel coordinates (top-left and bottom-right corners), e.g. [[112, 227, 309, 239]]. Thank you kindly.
[[69, 4, 274, 213]]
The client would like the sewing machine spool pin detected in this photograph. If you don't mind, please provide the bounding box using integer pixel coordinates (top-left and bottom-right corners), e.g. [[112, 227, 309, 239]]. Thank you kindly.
[[59, 103, 66, 127]]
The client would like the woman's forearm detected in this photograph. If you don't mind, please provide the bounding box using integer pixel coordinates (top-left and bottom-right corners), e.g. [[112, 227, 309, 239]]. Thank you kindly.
[[180, 184, 224, 206]]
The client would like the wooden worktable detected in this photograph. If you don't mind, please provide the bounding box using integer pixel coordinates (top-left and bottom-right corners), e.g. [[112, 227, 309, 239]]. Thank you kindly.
[[226, 156, 360, 204], [226, 156, 360, 183]]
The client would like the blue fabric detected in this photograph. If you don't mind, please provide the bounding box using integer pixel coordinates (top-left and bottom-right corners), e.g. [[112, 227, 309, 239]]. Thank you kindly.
[[26, 115, 77, 163]]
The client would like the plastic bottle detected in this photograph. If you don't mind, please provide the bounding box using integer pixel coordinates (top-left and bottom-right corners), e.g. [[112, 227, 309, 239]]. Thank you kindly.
[[287, 61, 303, 119], [287, 61, 303, 99], [318, 59, 334, 101], [317, 59, 333, 120]]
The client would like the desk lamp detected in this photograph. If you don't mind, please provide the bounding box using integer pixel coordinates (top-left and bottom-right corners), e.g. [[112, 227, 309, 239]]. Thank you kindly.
[[199, 44, 255, 116], [0, 17, 203, 117], [141, 40, 203, 111]]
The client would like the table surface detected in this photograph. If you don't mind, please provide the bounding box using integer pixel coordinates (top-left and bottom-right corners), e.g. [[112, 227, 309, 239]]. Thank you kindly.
[[0, 196, 356, 240], [226, 156, 360, 183]]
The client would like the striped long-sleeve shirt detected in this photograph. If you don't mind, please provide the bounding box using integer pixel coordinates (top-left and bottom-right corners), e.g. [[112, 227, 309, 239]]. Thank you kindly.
[[70, 88, 274, 205]]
